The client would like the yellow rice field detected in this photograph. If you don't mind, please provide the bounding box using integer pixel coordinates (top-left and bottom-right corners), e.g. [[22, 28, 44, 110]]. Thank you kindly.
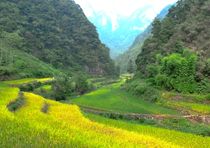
[[0, 78, 210, 147]]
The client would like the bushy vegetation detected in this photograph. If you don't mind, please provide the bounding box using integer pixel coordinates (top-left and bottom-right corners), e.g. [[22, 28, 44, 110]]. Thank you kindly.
[[130, 49, 210, 94], [7, 91, 25, 112], [135, 0, 210, 94], [19, 81, 42, 92], [124, 78, 161, 103], [0, 31, 58, 80], [30, 74, 95, 101]]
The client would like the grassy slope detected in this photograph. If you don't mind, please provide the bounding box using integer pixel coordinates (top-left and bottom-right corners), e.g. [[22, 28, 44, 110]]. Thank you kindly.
[[0, 49, 59, 80], [0, 79, 180, 147], [162, 92, 210, 114], [72, 81, 178, 115], [86, 113, 210, 148], [1, 78, 210, 147], [3, 78, 53, 85]]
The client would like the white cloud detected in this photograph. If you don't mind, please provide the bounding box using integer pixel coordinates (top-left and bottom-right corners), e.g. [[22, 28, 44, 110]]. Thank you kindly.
[[75, 0, 178, 30], [75, 0, 177, 16], [101, 17, 107, 26]]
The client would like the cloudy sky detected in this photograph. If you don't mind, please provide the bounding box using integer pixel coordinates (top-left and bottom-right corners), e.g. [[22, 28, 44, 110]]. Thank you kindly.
[[74, 0, 177, 30]]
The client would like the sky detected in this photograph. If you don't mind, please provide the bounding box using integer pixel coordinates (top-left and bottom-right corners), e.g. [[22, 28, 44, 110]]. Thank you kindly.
[[74, 0, 177, 31]]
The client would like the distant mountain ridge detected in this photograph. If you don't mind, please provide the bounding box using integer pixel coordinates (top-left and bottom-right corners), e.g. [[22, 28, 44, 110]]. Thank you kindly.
[[88, 7, 163, 58]]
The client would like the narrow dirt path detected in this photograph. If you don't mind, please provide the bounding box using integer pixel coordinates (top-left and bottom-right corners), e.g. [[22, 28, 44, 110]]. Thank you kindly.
[[79, 105, 210, 124]]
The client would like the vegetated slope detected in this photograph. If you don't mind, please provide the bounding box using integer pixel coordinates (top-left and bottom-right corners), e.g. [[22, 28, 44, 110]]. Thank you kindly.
[[0, 31, 59, 80], [0, 0, 116, 77], [115, 5, 172, 73], [115, 26, 151, 73], [1, 79, 210, 147], [136, 0, 210, 74], [86, 113, 210, 148], [0, 80, 176, 147]]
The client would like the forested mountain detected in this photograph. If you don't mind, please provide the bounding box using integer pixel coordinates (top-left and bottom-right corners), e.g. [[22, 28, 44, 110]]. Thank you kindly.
[[136, 0, 210, 74], [0, 0, 116, 80], [116, 5, 172, 73], [134, 0, 210, 93]]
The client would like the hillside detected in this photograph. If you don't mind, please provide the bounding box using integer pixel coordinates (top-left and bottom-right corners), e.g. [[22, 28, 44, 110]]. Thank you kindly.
[[0, 0, 115, 78], [0, 31, 59, 80], [129, 0, 210, 94], [136, 0, 210, 75], [115, 5, 172, 73]]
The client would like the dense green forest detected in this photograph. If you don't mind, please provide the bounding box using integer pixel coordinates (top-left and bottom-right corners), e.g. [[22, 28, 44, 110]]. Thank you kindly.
[[0, 0, 117, 80], [131, 0, 210, 94]]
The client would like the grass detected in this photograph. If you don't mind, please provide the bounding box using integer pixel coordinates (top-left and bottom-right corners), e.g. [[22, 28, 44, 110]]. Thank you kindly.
[[172, 101, 210, 114], [1, 77, 210, 147], [0, 44, 59, 80], [85, 113, 210, 148], [39, 85, 52, 91], [71, 82, 178, 115], [162, 91, 210, 103], [162, 92, 210, 114], [0, 81, 179, 147], [3, 77, 53, 85]]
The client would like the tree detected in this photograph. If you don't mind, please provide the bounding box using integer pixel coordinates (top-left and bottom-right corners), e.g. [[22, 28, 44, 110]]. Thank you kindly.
[[152, 19, 161, 38], [160, 51, 197, 92]]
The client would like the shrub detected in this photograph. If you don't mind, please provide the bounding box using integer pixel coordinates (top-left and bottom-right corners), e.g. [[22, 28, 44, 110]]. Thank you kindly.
[[19, 81, 42, 91], [51, 73, 94, 101], [134, 83, 148, 95], [146, 64, 160, 78], [144, 87, 160, 103], [155, 74, 173, 90], [41, 102, 50, 113], [7, 92, 25, 112], [160, 51, 198, 93], [206, 94, 210, 101]]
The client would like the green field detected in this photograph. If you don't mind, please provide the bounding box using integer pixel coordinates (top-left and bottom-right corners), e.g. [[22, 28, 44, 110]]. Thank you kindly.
[[1, 78, 210, 147], [162, 92, 210, 114], [3, 78, 53, 85], [0, 78, 182, 147], [71, 81, 178, 115]]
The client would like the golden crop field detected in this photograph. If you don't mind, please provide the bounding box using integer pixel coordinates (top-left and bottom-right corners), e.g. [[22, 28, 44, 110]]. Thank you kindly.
[[0, 79, 210, 147]]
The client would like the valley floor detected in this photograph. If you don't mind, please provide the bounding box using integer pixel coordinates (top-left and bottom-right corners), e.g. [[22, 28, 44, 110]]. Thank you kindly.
[[0, 77, 210, 147]]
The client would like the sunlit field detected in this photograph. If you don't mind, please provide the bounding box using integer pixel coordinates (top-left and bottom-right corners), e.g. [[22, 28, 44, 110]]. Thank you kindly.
[[0, 78, 210, 147]]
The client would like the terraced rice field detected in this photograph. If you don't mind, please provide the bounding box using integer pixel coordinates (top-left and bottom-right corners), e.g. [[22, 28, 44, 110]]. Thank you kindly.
[[0, 78, 210, 147]]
